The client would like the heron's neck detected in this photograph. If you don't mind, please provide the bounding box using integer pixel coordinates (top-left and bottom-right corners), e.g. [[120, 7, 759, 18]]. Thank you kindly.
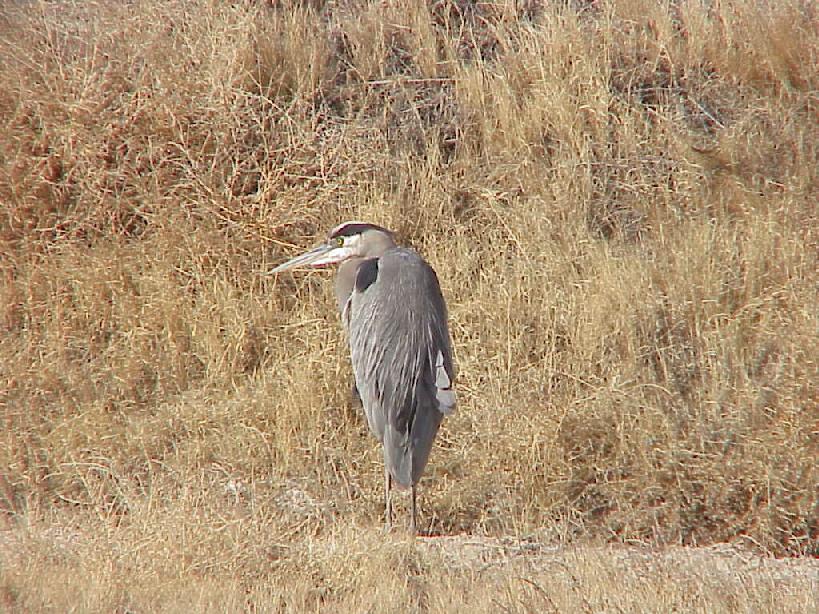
[[335, 257, 364, 314]]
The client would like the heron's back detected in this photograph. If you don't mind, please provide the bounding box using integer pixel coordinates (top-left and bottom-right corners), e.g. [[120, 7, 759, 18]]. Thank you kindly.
[[347, 247, 455, 487]]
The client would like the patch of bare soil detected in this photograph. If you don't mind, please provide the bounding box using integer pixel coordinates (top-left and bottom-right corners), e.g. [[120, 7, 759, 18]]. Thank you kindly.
[[418, 534, 819, 584]]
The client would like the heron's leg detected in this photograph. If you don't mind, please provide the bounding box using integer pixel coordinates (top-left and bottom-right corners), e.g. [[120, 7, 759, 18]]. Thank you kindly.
[[351, 382, 361, 407], [384, 466, 393, 530], [410, 484, 417, 535]]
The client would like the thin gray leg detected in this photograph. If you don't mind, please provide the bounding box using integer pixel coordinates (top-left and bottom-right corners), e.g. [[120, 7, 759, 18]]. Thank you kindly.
[[384, 466, 393, 530], [410, 484, 417, 535]]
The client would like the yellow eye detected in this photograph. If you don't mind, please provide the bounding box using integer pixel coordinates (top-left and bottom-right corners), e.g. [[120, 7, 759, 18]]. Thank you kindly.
[[335, 237, 345, 247]]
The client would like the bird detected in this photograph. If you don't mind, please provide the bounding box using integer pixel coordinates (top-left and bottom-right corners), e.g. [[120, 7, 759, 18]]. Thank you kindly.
[[269, 221, 456, 533]]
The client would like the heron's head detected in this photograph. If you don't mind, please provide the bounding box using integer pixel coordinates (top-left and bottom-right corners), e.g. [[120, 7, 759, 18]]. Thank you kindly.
[[268, 221, 396, 274]]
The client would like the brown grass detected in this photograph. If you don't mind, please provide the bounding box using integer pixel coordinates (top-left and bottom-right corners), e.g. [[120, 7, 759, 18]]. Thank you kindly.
[[1, 0, 817, 611]]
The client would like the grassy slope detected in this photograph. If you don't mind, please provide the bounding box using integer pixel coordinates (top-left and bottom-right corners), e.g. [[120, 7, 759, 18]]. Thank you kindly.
[[0, 0, 817, 611]]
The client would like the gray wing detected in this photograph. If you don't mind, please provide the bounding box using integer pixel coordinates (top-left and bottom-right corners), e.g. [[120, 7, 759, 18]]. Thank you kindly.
[[347, 248, 455, 487]]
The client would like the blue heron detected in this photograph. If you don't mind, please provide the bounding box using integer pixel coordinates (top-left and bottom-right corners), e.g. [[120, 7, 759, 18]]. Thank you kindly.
[[269, 221, 456, 533]]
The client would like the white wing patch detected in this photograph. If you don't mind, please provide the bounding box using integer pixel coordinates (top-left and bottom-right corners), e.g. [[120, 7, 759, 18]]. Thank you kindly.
[[342, 295, 353, 331], [434, 350, 456, 414]]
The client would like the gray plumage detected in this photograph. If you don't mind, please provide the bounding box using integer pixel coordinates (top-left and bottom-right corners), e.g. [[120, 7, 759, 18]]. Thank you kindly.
[[346, 248, 455, 487], [269, 221, 456, 533]]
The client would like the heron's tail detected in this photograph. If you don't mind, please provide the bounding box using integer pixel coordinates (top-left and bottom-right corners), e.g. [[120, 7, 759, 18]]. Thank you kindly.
[[384, 403, 444, 488]]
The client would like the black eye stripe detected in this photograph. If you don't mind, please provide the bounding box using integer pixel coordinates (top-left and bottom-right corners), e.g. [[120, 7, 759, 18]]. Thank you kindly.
[[328, 223, 389, 239]]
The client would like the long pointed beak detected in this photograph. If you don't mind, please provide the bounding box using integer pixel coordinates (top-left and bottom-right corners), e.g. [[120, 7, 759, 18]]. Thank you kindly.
[[268, 244, 335, 274]]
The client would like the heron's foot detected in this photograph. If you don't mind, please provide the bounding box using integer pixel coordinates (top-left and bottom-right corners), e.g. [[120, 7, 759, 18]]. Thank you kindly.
[[381, 520, 417, 537]]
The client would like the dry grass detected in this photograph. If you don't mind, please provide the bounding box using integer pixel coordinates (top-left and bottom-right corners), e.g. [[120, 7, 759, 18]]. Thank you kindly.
[[1, 0, 817, 611]]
